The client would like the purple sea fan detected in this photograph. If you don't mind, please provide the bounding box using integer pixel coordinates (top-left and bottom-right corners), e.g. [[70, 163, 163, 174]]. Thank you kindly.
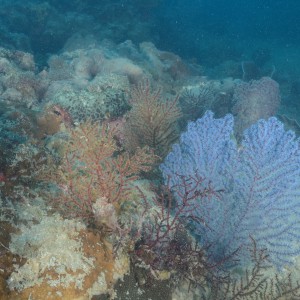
[[235, 117, 300, 267], [160, 111, 239, 264], [160, 111, 237, 192], [160, 111, 300, 269]]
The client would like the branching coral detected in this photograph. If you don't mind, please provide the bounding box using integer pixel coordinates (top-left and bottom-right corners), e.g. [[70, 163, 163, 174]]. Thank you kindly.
[[123, 81, 181, 157], [180, 82, 217, 124], [204, 238, 300, 300], [131, 175, 224, 289], [48, 120, 157, 234]]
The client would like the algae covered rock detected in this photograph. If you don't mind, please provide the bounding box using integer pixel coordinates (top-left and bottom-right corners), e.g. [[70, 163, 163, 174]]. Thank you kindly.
[[8, 213, 129, 299], [45, 73, 130, 122]]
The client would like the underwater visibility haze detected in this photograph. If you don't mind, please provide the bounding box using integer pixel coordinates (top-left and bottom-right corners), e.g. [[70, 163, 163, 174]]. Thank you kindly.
[[1, 0, 300, 299]]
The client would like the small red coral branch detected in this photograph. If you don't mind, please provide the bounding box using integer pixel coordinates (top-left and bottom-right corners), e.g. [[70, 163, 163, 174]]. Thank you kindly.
[[134, 173, 223, 274]]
